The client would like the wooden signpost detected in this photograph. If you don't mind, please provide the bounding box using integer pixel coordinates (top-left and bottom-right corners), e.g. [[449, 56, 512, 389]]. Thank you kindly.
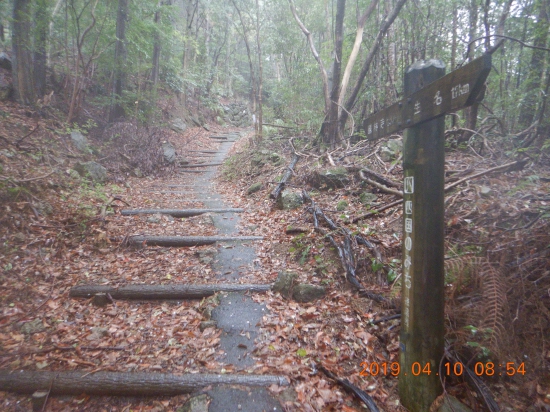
[[362, 54, 491, 412]]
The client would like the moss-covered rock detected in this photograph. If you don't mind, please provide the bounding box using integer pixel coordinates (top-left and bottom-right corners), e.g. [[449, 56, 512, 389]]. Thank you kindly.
[[292, 284, 326, 303], [310, 167, 350, 190], [276, 189, 304, 210], [273, 271, 298, 298], [247, 182, 263, 195], [337, 200, 348, 211]]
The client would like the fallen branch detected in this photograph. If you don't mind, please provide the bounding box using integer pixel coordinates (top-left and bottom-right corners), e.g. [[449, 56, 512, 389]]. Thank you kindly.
[[444, 159, 527, 192], [0, 370, 289, 396], [352, 160, 528, 223], [70, 284, 273, 300], [317, 363, 380, 412], [303, 191, 391, 305], [359, 170, 403, 197], [445, 350, 500, 412], [270, 153, 300, 200], [127, 235, 263, 247], [352, 199, 403, 223]]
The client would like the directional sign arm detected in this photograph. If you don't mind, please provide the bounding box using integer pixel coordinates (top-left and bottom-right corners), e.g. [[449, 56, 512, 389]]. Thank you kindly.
[[363, 53, 492, 140]]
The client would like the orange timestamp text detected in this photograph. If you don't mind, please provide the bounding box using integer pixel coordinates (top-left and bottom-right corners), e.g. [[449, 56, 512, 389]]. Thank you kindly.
[[359, 361, 526, 377]]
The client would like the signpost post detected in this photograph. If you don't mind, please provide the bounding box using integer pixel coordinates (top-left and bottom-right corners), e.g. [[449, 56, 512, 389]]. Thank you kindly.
[[362, 54, 491, 412]]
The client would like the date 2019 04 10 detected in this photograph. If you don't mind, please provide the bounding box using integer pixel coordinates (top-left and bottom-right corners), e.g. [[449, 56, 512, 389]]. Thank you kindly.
[[359, 361, 526, 377]]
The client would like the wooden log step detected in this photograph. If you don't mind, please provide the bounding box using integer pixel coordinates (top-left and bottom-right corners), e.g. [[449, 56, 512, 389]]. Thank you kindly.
[[70, 283, 273, 299], [0, 370, 289, 397], [121, 208, 243, 217], [178, 170, 207, 173], [209, 135, 228, 140], [187, 150, 219, 153], [129, 235, 263, 247], [180, 163, 223, 168]]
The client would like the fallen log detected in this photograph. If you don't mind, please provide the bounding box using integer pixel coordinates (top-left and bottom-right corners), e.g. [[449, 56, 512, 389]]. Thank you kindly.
[[70, 283, 273, 299], [180, 163, 223, 168], [359, 170, 403, 197], [121, 208, 243, 217], [270, 153, 300, 200], [128, 235, 263, 247], [0, 370, 289, 397]]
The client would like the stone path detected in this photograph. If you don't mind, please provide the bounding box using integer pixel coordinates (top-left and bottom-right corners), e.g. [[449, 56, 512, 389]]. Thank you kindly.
[[115, 130, 284, 411], [188, 132, 283, 411]]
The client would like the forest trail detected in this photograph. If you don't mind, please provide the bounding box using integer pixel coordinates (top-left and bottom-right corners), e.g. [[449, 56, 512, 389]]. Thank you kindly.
[[110, 128, 286, 410], [166, 129, 284, 410]]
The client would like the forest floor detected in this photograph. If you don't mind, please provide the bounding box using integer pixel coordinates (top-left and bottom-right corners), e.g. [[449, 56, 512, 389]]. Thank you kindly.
[[0, 96, 549, 411]]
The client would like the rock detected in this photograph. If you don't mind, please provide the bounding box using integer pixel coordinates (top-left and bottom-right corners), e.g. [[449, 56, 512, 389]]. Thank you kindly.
[[177, 394, 210, 412], [292, 284, 326, 303], [380, 138, 403, 162], [437, 395, 472, 412], [215, 116, 224, 125], [359, 192, 378, 205], [311, 167, 350, 190], [196, 248, 217, 265], [337, 200, 348, 211], [273, 271, 297, 298], [0, 53, 12, 71], [86, 327, 109, 341], [199, 321, 217, 331], [21, 319, 45, 335], [68, 169, 81, 179], [247, 182, 262, 195], [73, 161, 107, 182], [70, 131, 90, 153], [276, 189, 304, 210], [178, 158, 189, 166], [269, 152, 283, 165], [480, 185, 492, 197], [162, 141, 177, 164], [13, 232, 26, 243], [171, 119, 187, 133], [147, 214, 162, 224], [133, 168, 143, 177]]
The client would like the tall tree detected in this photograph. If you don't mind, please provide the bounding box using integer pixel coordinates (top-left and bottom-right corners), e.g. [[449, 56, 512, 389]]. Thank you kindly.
[[12, 0, 35, 105], [34, 0, 49, 97], [518, 0, 549, 128], [110, 0, 128, 122]]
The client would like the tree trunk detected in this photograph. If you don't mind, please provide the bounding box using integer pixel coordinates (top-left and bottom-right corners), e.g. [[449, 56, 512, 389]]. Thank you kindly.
[[0, 370, 289, 397], [33, 0, 48, 98], [518, 0, 549, 127], [288, 0, 331, 115], [70, 284, 273, 300], [12, 0, 35, 105], [255, 0, 263, 141], [321, 0, 346, 147], [109, 0, 128, 122], [337, 0, 378, 126], [231, 0, 257, 135], [150, 2, 162, 88], [339, 0, 407, 132]]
